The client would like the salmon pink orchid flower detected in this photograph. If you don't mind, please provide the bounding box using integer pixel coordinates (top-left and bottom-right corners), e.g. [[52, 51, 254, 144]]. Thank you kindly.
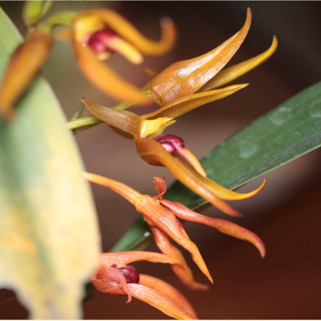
[[85, 172, 265, 290], [92, 251, 197, 319]]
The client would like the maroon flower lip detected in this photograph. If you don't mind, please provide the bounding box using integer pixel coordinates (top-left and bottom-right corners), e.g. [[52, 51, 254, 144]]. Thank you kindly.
[[154, 134, 185, 154], [86, 29, 117, 54], [111, 264, 140, 284]]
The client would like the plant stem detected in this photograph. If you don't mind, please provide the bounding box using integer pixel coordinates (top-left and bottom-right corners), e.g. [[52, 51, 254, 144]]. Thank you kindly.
[[67, 84, 151, 132], [67, 115, 102, 131]]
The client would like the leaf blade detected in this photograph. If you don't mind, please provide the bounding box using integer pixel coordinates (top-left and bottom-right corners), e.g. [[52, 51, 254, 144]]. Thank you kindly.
[[0, 8, 100, 318], [112, 81, 321, 252]]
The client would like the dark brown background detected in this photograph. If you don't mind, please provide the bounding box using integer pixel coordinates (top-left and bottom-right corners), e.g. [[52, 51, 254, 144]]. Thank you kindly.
[[1, 1, 321, 319]]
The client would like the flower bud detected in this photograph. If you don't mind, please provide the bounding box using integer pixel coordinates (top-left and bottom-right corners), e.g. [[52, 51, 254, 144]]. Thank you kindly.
[[23, 0, 53, 28], [0, 30, 53, 120]]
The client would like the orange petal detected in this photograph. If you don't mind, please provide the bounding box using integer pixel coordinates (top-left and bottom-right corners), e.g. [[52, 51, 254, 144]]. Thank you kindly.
[[160, 199, 266, 257], [136, 196, 213, 283], [149, 8, 251, 105], [72, 39, 152, 106], [94, 9, 176, 55], [201, 36, 278, 91], [84, 172, 142, 206], [100, 251, 180, 266], [105, 35, 143, 64], [135, 137, 241, 216], [178, 156, 266, 201], [140, 274, 198, 319], [144, 84, 248, 119], [0, 31, 52, 120], [111, 283, 196, 319], [150, 226, 209, 291], [176, 147, 207, 177]]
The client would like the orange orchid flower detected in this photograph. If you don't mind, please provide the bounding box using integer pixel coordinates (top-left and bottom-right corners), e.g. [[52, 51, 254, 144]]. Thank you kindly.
[[0, 8, 176, 119], [85, 172, 265, 289], [83, 99, 266, 217], [92, 251, 197, 319]]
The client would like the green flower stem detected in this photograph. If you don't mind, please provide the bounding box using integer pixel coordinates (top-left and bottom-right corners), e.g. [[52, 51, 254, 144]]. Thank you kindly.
[[67, 84, 152, 132], [67, 115, 102, 131], [67, 101, 130, 131], [38, 11, 76, 34]]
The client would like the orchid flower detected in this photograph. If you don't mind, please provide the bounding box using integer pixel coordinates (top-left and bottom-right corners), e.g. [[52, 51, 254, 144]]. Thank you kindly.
[[83, 99, 265, 217], [85, 172, 265, 289], [0, 8, 176, 119], [69, 9, 176, 105], [92, 251, 197, 319]]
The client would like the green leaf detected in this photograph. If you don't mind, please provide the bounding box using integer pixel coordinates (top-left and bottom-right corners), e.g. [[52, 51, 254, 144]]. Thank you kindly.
[[112, 81, 321, 252], [0, 8, 100, 318]]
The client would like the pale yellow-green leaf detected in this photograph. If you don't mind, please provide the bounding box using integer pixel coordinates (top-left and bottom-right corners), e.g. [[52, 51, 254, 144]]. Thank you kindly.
[[0, 8, 100, 318]]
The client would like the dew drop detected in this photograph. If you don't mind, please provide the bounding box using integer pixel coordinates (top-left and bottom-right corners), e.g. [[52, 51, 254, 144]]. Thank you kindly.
[[308, 101, 321, 118], [269, 106, 291, 125], [239, 140, 258, 158]]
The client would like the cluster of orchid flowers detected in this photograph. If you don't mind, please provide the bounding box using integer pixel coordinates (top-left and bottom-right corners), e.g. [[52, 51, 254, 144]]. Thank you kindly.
[[0, 3, 278, 319]]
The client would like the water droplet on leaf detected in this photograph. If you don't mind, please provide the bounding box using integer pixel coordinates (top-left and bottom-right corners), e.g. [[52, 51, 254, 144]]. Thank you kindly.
[[308, 101, 321, 118], [239, 140, 258, 158], [269, 106, 291, 125]]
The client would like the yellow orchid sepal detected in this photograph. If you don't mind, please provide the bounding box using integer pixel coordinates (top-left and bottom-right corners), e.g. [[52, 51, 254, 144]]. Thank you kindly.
[[144, 83, 248, 119], [85, 9, 177, 56], [73, 42, 152, 106], [201, 35, 278, 91], [149, 8, 252, 105]]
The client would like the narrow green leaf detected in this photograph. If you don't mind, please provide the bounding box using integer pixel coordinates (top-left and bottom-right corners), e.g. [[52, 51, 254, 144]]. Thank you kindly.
[[0, 8, 100, 318], [112, 81, 321, 252]]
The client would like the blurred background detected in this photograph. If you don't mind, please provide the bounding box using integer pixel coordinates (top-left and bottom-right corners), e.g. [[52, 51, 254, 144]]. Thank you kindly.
[[1, 1, 321, 319]]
